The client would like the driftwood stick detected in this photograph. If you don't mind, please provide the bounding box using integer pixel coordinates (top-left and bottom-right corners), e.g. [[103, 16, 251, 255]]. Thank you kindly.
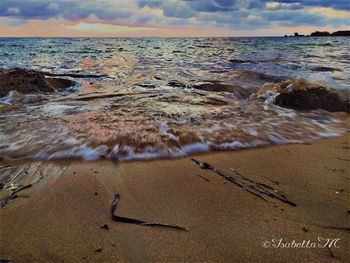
[[337, 157, 350, 162], [189, 157, 296, 207], [195, 174, 210, 182]]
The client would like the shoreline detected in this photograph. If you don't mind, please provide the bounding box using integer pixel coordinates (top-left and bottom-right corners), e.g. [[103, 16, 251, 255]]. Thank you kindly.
[[0, 133, 347, 164], [0, 135, 349, 262]]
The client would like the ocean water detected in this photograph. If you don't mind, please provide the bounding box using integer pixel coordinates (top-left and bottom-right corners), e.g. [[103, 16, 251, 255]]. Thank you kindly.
[[0, 37, 349, 160]]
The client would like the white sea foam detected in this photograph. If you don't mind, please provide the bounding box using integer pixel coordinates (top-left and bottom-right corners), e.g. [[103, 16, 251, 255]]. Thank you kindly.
[[1, 37, 349, 161]]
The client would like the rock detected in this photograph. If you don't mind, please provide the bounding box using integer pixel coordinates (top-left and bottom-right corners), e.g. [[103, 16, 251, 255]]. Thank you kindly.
[[45, 77, 76, 90], [229, 59, 255, 64], [192, 83, 251, 99], [227, 70, 287, 92], [8, 90, 24, 101], [168, 80, 185, 87], [0, 68, 76, 97], [100, 224, 109, 230], [0, 104, 23, 113], [7, 90, 47, 104], [311, 66, 341, 72], [22, 94, 48, 104], [253, 80, 350, 113], [276, 89, 350, 112]]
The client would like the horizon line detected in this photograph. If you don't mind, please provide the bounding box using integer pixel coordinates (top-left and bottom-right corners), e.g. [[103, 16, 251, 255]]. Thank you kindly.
[[1, 35, 347, 38]]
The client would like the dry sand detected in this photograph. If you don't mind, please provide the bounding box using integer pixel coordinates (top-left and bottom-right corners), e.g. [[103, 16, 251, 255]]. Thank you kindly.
[[0, 136, 349, 262]]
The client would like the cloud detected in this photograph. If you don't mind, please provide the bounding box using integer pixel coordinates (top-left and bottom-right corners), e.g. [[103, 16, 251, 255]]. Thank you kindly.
[[135, 0, 349, 29], [275, 0, 350, 11], [65, 22, 156, 33], [0, 0, 349, 32]]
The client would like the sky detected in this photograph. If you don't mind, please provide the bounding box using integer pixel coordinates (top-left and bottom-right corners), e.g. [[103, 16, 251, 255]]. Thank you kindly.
[[0, 0, 349, 37]]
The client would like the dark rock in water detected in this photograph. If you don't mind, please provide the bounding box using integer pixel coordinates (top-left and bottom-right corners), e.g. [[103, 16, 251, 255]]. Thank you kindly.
[[45, 77, 76, 90], [192, 83, 251, 99], [311, 66, 341, 72], [168, 80, 185, 87], [0, 68, 76, 97], [205, 97, 228, 105], [228, 70, 287, 92], [236, 70, 285, 84], [276, 89, 350, 113], [254, 80, 350, 113], [229, 59, 255, 64], [7, 90, 48, 104]]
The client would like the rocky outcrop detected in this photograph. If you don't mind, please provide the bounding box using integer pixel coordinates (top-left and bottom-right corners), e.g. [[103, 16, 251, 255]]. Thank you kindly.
[[285, 30, 350, 37], [253, 80, 350, 113], [0, 68, 76, 97], [310, 30, 350, 37]]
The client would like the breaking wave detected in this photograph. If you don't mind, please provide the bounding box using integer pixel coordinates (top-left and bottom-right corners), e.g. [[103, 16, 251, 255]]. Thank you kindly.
[[0, 37, 349, 161]]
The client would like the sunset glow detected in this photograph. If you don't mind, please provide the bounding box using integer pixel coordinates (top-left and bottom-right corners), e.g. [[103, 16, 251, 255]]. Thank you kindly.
[[0, 0, 349, 37]]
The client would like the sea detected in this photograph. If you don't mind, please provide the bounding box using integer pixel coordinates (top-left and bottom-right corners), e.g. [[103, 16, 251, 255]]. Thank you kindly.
[[0, 37, 349, 160]]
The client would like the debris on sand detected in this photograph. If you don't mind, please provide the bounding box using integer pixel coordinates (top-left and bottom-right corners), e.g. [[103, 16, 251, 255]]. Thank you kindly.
[[0, 162, 67, 208], [195, 174, 210, 182], [337, 157, 350, 162], [0, 184, 32, 208], [100, 224, 109, 230], [189, 157, 296, 207]]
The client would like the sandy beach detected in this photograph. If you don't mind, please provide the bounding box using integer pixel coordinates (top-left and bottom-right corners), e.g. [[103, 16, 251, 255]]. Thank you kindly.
[[0, 135, 349, 262], [1, 2, 350, 262]]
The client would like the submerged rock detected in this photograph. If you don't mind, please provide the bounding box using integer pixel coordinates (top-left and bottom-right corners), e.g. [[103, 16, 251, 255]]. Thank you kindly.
[[225, 70, 287, 92], [0, 68, 76, 97], [8, 90, 23, 101], [0, 104, 23, 113], [8, 90, 48, 104], [253, 80, 350, 113], [192, 83, 251, 99]]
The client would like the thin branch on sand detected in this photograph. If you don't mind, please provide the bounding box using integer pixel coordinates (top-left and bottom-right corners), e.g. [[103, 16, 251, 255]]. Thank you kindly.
[[188, 157, 296, 207]]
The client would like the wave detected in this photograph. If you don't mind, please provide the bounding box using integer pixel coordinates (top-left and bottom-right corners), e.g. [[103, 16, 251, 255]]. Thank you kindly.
[[0, 84, 348, 161]]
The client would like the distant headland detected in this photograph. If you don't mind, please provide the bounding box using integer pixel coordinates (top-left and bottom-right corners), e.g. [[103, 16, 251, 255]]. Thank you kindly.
[[284, 30, 350, 37]]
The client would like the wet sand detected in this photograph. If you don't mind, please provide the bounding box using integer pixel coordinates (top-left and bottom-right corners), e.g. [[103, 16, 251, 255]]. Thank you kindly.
[[0, 136, 349, 262]]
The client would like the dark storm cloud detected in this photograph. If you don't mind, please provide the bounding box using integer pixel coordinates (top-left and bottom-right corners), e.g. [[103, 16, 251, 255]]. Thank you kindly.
[[0, 0, 132, 20]]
